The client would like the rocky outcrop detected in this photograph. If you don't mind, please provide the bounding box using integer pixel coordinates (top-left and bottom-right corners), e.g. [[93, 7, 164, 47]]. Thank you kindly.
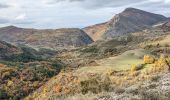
[[84, 8, 167, 41]]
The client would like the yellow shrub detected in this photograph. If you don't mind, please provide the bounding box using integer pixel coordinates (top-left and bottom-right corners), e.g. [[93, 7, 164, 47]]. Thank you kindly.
[[131, 64, 137, 72], [43, 86, 48, 94], [7, 80, 13, 86], [130, 64, 139, 77], [166, 55, 170, 63], [144, 55, 155, 64], [159, 55, 166, 64], [152, 55, 168, 72]]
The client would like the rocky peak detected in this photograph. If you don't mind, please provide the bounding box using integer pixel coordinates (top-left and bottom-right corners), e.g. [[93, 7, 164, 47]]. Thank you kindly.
[[84, 7, 168, 40]]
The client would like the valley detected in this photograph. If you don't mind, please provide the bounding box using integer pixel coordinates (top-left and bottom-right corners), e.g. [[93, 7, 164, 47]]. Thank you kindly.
[[0, 8, 170, 100]]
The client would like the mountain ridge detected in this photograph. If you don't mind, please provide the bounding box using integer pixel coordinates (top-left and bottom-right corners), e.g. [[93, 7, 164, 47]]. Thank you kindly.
[[0, 26, 93, 50], [84, 7, 167, 41]]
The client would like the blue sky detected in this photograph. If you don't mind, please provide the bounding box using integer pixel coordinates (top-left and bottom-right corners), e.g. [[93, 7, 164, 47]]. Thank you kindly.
[[0, 0, 170, 29]]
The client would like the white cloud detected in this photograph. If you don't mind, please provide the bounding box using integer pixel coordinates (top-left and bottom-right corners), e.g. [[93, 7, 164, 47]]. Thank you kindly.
[[0, 0, 169, 29], [165, 0, 170, 3], [15, 14, 26, 20]]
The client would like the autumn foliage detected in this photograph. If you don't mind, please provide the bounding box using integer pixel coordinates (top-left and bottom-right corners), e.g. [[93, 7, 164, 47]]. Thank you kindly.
[[0, 64, 6, 67], [152, 55, 169, 72], [131, 64, 137, 72], [144, 55, 155, 64]]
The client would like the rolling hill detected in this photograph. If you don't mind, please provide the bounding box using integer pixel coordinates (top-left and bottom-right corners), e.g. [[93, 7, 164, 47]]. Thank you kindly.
[[0, 26, 93, 50]]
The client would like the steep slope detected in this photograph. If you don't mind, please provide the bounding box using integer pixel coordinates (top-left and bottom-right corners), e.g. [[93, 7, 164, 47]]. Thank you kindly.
[[0, 41, 65, 99], [83, 23, 108, 41], [0, 26, 93, 50], [83, 8, 167, 41]]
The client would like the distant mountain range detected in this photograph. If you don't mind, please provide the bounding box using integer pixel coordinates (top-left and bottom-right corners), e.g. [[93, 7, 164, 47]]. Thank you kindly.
[[0, 26, 93, 50], [0, 7, 169, 49], [83, 8, 168, 41]]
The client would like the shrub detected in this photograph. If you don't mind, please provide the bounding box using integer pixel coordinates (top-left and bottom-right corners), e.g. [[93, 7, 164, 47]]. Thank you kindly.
[[0, 90, 8, 99], [152, 55, 168, 72], [80, 75, 112, 94], [80, 46, 99, 53], [131, 64, 137, 72], [130, 64, 144, 73], [54, 84, 62, 95], [115, 88, 125, 94], [144, 55, 155, 64], [150, 75, 160, 82], [0, 64, 6, 67]]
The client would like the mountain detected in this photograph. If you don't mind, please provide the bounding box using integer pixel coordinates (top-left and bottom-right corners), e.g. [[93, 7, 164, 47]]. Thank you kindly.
[[83, 8, 167, 41], [0, 26, 93, 50]]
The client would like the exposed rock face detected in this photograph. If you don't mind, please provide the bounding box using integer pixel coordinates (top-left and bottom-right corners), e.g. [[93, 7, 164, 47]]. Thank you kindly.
[[83, 23, 108, 41], [84, 8, 167, 41], [0, 26, 93, 49]]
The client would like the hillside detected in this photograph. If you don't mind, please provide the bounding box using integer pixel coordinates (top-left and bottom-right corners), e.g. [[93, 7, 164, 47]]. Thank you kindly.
[[0, 41, 22, 59], [84, 8, 167, 41], [0, 26, 93, 50], [28, 30, 170, 100], [28, 15, 170, 99], [0, 41, 65, 99], [0, 7, 170, 100]]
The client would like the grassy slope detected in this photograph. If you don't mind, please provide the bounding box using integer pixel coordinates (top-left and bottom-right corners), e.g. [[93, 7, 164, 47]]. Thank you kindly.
[[76, 49, 151, 76], [140, 33, 170, 47], [30, 48, 162, 100]]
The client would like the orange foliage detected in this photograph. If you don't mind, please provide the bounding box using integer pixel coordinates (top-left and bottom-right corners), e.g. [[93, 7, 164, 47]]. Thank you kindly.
[[0, 63, 6, 67], [144, 55, 155, 64], [54, 84, 62, 95], [25, 96, 31, 100]]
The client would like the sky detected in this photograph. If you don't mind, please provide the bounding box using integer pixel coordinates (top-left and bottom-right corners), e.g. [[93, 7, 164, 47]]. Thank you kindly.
[[0, 0, 170, 29]]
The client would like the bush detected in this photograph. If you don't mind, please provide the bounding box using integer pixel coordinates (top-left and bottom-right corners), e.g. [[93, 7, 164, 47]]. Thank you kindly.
[[115, 88, 125, 94], [131, 64, 137, 72], [0, 90, 8, 99], [144, 55, 155, 64], [130, 64, 144, 72], [0, 64, 6, 67], [80, 46, 99, 53], [80, 75, 112, 94], [152, 55, 169, 72]]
